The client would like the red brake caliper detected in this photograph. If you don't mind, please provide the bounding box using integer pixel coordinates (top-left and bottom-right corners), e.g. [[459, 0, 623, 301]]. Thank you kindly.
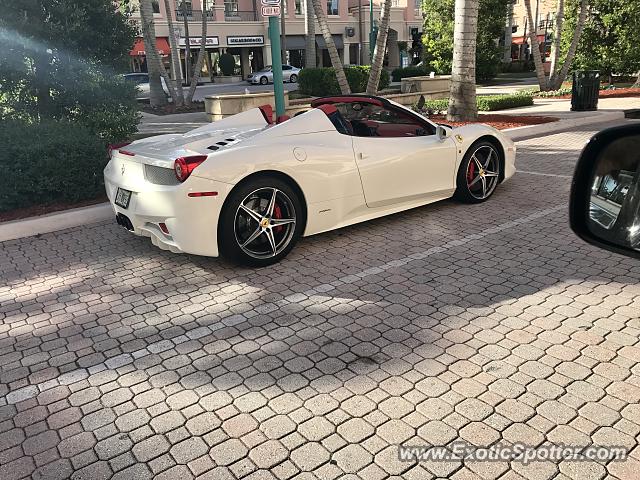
[[273, 203, 283, 233], [467, 161, 475, 184]]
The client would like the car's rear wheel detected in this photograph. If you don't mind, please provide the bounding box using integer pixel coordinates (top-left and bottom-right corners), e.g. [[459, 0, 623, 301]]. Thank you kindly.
[[290, 74, 298, 83], [219, 177, 304, 267], [454, 141, 501, 203], [260, 76, 268, 85]]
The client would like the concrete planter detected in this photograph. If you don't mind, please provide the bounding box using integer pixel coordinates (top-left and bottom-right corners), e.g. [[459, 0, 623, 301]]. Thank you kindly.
[[214, 75, 244, 84], [400, 75, 451, 95], [205, 91, 290, 122]]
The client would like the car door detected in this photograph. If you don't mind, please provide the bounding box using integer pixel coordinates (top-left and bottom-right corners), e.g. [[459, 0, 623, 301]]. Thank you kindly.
[[282, 65, 292, 81], [348, 105, 457, 208]]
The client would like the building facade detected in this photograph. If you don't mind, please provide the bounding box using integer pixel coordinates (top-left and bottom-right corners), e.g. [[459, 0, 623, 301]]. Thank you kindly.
[[507, 0, 556, 63], [126, 0, 424, 80]]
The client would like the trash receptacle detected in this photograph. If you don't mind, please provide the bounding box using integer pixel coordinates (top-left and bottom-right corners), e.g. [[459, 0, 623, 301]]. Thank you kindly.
[[571, 70, 600, 111]]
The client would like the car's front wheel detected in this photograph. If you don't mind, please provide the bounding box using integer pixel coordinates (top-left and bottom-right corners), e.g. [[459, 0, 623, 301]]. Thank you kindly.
[[219, 177, 304, 267], [290, 74, 298, 83], [260, 76, 268, 85], [454, 141, 501, 203]]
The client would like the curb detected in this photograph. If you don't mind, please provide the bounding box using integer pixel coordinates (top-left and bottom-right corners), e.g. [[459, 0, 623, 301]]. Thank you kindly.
[[0, 203, 113, 243], [504, 110, 626, 141]]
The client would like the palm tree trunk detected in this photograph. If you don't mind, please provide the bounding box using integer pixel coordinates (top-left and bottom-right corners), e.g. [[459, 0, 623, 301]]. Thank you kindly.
[[447, 0, 479, 122], [548, 0, 588, 90], [305, 0, 316, 67], [185, 3, 208, 103], [312, 0, 350, 94], [366, 0, 392, 94], [549, 0, 564, 81], [524, 0, 548, 91], [633, 72, 640, 88], [140, 0, 168, 107], [163, 0, 184, 106]]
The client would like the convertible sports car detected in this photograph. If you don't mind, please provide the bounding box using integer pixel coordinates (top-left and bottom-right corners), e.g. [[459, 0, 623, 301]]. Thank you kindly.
[[104, 95, 516, 266]]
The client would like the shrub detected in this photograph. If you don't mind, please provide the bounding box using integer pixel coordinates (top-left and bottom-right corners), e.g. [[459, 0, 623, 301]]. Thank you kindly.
[[298, 67, 390, 96], [414, 93, 534, 114], [391, 65, 429, 82], [476, 93, 533, 111], [219, 53, 236, 76], [0, 120, 108, 212]]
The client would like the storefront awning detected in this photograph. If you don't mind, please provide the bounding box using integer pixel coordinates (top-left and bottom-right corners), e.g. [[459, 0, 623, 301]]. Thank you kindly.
[[316, 34, 344, 50], [283, 35, 345, 51], [512, 34, 545, 45], [130, 37, 171, 56]]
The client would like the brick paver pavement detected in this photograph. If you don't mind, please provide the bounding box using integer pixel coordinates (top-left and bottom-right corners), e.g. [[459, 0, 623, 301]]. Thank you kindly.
[[1, 122, 640, 480]]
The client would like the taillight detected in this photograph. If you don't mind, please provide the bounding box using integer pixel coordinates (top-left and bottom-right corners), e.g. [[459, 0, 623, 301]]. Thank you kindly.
[[174, 155, 208, 182], [108, 142, 131, 159]]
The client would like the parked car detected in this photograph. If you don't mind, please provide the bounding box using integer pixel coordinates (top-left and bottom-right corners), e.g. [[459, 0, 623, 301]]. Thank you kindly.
[[570, 123, 640, 259], [104, 94, 516, 266], [123, 73, 169, 101], [247, 65, 300, 85]]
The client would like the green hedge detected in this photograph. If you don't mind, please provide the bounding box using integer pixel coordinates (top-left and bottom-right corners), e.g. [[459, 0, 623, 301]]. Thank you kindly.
[[476, 93, 533, 110], [391, 65, 430, 82], [414, 93, 534, 114], [0, 120, 108, 212], [298, 67, 390, 96]]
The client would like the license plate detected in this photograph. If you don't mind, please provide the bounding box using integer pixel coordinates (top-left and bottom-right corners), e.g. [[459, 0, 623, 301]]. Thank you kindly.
[[115, 188, 132, 209]]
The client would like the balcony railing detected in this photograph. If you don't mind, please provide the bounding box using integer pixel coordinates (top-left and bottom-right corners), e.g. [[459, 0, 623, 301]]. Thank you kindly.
[[175, 9, 215, 21], [224, 10, 258, 21]]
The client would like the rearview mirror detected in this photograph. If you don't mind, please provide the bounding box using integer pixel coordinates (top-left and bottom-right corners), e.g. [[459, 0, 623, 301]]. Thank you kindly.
[[570, 124, 640, 259], [436, 125, 449, 141]]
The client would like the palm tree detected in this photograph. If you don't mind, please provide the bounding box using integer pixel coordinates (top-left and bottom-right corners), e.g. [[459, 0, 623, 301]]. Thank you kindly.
[[365, 0, 392, 94], [185, 1, 209, 103], [311, 0, 350, 94], [525, 0, 589, 91], [447, 0, 479, 122], [305, 0, 316, 68], [162, 0, 185, 106], [139, 0, 168, 106], [549, 0, 589, 90]]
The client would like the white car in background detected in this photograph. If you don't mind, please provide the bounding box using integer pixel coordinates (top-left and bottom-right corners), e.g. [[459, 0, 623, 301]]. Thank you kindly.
[[247, 65, 300, 85], [104, 95, 516, 266], [123, 73, 169, 101]]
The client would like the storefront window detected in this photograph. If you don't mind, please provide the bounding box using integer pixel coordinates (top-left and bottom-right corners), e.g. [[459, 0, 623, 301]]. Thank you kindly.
[[152, 0, 160, 13], [295, 0, 302, 14], [326, 0, 338, 15]]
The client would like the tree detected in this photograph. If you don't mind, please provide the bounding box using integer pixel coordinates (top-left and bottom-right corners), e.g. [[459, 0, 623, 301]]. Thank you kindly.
[[140, 0, 168, 106], [526, 0, 589, 91], [163, 0, 185, 106], [184, 3, 208, 104], [0, 0, 138, 141], [305, 0, 316, 68], [366, 0, 392, 94], [311, 0, 350, 94], [562, 0, 640, 85], [447, 0, 480, 121], [422, 0, 510, 82]]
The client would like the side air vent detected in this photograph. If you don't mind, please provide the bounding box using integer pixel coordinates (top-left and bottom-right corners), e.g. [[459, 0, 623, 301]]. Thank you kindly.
[[144, 164, 180, 186], [207, 145, 219, 151], [225, 138, 235, 142], [216, 141, 227, 146]]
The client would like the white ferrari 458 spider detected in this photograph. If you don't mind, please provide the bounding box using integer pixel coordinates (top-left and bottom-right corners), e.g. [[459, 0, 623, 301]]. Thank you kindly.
[[105, 95, 516, 266]]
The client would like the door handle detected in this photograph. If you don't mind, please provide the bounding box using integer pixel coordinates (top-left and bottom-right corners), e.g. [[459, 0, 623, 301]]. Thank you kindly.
[[358, 152, 368, 160]]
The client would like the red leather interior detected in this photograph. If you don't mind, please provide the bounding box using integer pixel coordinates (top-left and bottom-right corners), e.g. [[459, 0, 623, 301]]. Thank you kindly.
[[276, 115, 290, 124], [258, 105, 274, 124]]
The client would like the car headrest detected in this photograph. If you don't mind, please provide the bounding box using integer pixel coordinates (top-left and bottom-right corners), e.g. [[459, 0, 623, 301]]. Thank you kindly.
[[258, 105, 274, 124], [276, 114, 290, 124]]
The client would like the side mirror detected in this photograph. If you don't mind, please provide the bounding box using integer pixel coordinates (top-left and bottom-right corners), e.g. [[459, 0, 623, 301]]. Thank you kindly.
[[570, 124, 640, 259], [436, 125, 449, 141]]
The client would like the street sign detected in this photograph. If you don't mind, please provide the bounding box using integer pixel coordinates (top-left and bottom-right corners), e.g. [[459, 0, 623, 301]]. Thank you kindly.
[[261, 5, 280, 16]]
